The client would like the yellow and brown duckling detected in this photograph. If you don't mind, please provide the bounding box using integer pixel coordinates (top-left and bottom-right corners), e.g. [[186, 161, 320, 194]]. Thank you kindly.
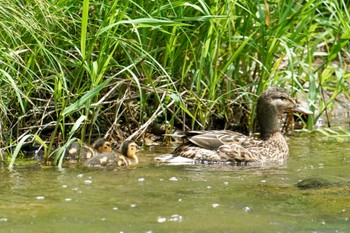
[[92, 138, 113, 153], [84, 140, 138, 167], [117, 140, 139, 166], [65, 138, 112, 162], [156, 87, 313, 166]]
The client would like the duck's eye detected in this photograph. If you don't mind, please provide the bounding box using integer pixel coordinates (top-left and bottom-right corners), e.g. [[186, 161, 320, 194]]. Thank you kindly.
[[278, 96, 287, 100], [273, 96, 285, 100]]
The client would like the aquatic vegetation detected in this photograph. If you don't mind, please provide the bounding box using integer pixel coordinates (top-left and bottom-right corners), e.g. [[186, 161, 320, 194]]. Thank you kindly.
[[315, 127, 350, 142], [0, 0, 349, 166]]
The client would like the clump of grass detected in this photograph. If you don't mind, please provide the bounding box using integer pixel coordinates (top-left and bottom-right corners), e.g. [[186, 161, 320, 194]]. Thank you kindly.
[[0, 0, 349, 167]]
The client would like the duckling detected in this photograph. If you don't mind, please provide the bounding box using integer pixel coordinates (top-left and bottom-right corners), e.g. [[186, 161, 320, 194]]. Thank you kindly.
[[156, 87, 313, 165], [84, 140, 138, 167], [65, 138, 112, 162], [83, 152, 119, 167], [117, 140, 139, 166], [92, 138, 113, 153]]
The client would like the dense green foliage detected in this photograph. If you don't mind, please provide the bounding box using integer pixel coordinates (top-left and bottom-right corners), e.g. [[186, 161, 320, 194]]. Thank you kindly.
[[0, 0, 349, 164]]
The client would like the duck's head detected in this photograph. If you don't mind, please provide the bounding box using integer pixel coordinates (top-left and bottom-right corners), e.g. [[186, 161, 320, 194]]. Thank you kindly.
[[121, 140, 138, 158], [257, 87, 312, 137], [92, 138, 113, 153], [257, 87, 312, 116]]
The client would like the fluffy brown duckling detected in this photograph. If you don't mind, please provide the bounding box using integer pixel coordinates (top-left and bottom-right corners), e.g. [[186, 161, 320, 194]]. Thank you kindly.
[[92, 138, 113, 153], [84, 140, 138, 167], [156, 87, 313, 166], [65, 138, 112, 162]]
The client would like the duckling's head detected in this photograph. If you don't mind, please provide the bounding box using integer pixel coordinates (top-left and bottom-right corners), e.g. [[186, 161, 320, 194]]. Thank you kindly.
[[92, 138, 113, 153], [121, 140, 138, 158]]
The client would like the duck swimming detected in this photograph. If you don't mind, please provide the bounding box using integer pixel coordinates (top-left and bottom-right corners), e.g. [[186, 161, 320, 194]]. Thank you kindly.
[[84, 140, 138, 167], [156, 87, 313, 166], [65, 138, 112, 162]]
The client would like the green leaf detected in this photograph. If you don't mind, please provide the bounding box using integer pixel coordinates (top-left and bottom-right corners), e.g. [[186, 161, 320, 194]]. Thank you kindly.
[[62, 78, 112, 116], [8, 134, 34, 171], [81, 0, 89, 60]]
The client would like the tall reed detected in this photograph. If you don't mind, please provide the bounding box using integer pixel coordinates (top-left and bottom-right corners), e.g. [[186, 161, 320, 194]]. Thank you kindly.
[[0, 0, 348, 166]]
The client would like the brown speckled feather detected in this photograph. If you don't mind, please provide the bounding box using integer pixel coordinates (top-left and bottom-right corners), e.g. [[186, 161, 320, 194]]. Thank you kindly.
[[185, 130, 248, 149]]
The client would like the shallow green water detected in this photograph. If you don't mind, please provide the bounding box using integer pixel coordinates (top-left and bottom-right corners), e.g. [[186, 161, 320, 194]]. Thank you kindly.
[[1, 134, 350, 233]]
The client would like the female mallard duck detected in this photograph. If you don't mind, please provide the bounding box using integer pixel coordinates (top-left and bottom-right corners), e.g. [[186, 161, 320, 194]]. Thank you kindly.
[[65, 138, 112, 162], [84, 140, 138, 167], [156, 87, 312, 165]]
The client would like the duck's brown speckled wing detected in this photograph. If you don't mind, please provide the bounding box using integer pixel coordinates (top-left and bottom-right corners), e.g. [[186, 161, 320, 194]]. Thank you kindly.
[[218, 139, 266, 163], [218, 132, 288, 164], [173, 131, 270, 163], [185, 130, 248, 150]]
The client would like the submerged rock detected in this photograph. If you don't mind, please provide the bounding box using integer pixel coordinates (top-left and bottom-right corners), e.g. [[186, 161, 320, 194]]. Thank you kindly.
[[296, 176, 350, 190]]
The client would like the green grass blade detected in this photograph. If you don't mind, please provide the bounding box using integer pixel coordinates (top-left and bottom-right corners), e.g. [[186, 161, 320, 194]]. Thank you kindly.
[[81, 0, 89, 61]]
